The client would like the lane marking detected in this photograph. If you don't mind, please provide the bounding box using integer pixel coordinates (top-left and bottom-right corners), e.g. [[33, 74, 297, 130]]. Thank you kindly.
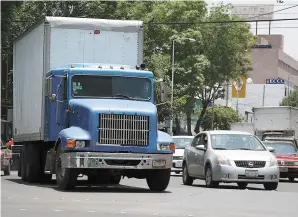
[[20, 209, 27, 211], [54, 209, 61, 212]]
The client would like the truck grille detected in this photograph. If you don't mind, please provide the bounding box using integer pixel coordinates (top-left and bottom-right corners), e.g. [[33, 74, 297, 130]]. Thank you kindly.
[[99, 114, 149, 146], [234, 161, 266, 168]]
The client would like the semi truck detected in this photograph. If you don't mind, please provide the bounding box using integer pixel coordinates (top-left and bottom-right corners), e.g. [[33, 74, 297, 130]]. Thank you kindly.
[[13, 17, 174, 191], [253, 106, 298, 147]]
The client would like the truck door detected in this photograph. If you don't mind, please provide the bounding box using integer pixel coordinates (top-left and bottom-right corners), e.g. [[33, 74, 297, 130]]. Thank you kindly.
[[45, 75, 68, 140]]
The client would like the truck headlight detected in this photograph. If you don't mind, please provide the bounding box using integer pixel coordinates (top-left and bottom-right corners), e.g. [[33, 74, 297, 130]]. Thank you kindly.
[[157, 143, 175, 153], [66, 139, 88, 148]]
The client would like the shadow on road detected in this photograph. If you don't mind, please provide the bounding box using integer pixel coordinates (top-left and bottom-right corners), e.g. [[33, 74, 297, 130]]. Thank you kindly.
[[191, 184, 266, 191], [279, 179, 298, 183], [5, 178, 172, 193]]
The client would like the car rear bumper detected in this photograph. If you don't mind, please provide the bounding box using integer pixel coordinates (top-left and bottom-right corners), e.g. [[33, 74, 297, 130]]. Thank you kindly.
[[213, 165, 280, 183], [60, 152, 173, 170]]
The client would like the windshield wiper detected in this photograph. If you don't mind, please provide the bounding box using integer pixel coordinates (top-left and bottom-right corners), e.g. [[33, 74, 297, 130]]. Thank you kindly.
[[232, 148, 253, 150], [213, 147, 227, 150], [115, 94, 134, 100]]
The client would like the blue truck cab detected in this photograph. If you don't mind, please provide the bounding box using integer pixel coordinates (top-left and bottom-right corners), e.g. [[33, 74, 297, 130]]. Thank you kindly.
[[31, 63, 174, 191]]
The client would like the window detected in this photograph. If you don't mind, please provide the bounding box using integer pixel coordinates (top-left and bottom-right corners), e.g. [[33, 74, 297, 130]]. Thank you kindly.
[[210, 134, 266, 151], [173, 137, 194, 149], [45, 77, 52, 96], [71, 75, 152, 101], [191, 135, 201, 147]]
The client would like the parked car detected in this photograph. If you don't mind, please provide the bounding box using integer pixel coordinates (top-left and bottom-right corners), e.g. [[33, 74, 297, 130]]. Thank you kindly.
[[182, 130, 279, 190], [263, 140, 298, 182], [172, 136, 194, 174], [1, 139, 12, 176]]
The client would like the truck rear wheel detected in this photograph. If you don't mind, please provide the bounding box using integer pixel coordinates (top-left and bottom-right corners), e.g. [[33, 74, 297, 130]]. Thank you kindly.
[[55, 145, 77, 190], [26, 143, 42, 183], [146, 169, 171, 191], [21, 145, 28, 181]]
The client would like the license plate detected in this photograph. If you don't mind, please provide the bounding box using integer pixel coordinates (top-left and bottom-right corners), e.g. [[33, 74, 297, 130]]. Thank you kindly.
[[87, 158, 101, 167], [153, 160, 166, 168], [175, 161, 182, 168], [279, 167, 288, 172], [245, 170, 258, 178]]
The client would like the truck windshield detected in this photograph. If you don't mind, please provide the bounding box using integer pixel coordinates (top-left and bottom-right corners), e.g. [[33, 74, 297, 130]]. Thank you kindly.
[[71, 75, 152, 100]]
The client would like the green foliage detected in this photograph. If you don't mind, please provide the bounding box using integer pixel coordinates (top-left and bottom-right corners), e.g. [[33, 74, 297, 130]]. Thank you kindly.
[[280, 90, 298, 107], [1, 1, 255, 127], [194, 3, 256, 133], [200, 105, 241, 131]]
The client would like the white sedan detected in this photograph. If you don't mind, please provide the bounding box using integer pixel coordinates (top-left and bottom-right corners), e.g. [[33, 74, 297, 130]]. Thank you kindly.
[[182, 130, 280, 190], [171, 136, 194, 174]]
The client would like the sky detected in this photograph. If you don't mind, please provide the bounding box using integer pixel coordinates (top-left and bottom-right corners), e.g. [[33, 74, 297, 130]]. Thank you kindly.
[[205, 0, 298, 60]]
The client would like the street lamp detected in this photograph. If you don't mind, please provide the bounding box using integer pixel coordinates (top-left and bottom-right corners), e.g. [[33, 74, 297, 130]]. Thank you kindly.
[[169, 37, 196, 136]]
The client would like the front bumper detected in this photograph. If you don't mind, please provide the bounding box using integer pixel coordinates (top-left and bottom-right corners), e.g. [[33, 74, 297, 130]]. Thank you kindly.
[[172, 160, 183, 172], [279, 166, 298, 178], [213, 165, 280, 183], [60, 152, 173, 170]]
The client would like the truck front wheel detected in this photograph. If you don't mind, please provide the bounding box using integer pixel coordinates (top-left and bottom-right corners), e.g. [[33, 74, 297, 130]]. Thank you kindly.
[[55, 146, 77, 190], [146, 169, 171, 191]]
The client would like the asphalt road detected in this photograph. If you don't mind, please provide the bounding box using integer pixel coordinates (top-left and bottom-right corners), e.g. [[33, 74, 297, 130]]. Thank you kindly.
[[1, 172, 298, 217]]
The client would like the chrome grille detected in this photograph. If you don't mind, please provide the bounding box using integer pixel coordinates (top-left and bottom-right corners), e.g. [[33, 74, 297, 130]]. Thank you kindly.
[[278, 161, 298, 166], [234, 161, 266, 168], [99, 114, 149, 146]]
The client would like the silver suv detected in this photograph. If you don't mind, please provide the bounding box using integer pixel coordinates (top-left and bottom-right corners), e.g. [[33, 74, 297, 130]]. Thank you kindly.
[[182, 130, 279, 190]]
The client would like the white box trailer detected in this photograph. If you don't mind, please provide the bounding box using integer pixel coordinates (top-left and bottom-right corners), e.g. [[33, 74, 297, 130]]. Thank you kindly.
[[230, 122, 254, 134], [13, 17, 144, 142], [253, 106, 298, 139]]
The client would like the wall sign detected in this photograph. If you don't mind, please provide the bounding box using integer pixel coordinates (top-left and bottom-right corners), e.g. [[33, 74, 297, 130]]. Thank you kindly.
[[266, 78, 285, 84]]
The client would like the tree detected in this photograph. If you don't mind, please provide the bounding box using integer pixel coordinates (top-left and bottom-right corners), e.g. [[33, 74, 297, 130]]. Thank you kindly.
[[193, 3, 256, 133], [200, 105, 241, 131], [280, 90, 298, 107]]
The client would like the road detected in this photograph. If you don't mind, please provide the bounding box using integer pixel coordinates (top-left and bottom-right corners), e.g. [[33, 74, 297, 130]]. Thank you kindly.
[[1, 172, 298, 217]]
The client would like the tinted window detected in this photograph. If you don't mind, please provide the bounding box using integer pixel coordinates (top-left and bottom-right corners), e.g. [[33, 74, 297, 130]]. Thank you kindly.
[[210, 134, 266, 151], [71, 75, 152, 100], [173, 137, 194, 149]]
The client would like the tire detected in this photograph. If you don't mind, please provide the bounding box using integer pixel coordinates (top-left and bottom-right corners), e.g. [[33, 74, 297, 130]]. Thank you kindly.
[[18, 153, 22, 177], [26, 144, 42, 183], [288, 177, 295, 182], [42, 174, 52, 182], [205, 165, 219, 188], [175, 171, 180, 174], [21, 145, 28, 181], [55, 145, 78, 190], [146, 169, 171, 191], [182, 163, 193, 185], [4, 164, 11, 176], [110, 175, 121, 184], [263, 182, 278, 191], [237, 182, 248, 190]]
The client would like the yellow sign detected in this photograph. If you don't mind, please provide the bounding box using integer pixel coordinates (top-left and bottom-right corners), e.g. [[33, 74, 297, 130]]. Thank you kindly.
[[232, 77, 246, 98]]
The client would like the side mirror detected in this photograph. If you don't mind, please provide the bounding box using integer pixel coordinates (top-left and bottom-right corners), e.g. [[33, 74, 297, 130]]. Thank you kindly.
[[160, 82, 169, 102], [267, 146, 275, 152], [49, 93, 57, 101], [196, 145, 206, 151]]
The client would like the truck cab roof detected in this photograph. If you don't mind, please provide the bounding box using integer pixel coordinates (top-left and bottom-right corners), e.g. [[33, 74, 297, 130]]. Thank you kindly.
[[46, 63, 154, 78]]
